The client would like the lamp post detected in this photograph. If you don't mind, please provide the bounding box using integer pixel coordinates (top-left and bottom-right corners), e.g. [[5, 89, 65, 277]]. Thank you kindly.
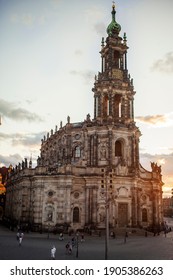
[[47, 222, 50, 239], [18, 198, 22, 229], [104, 168, 111, 260], [76, 232, 79, 258], [105, 186, 109, 260], [47, 213, 52, 239]]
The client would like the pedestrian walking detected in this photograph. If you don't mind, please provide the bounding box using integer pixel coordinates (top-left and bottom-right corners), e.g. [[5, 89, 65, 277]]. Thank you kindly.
[[17, 231, 24, 246], [65, 242, 72, 254], [59, 232, 64, 241], [65, 242, 70, 254], [68, 243, 72, 254], [71, 237, 76, 247], [51, 245, 56, 259], [81, 233, 85, 242]]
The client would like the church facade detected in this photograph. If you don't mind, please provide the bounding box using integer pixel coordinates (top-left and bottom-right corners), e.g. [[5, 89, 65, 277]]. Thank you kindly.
[[5, 5, 163, 232]]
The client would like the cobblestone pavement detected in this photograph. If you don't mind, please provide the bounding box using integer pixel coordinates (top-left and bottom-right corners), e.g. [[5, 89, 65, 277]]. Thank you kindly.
[[0, 224, 173, 260]]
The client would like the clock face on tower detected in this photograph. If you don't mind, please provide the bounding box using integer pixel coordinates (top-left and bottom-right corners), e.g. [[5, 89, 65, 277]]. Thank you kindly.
[[112, 69, 123, 80]]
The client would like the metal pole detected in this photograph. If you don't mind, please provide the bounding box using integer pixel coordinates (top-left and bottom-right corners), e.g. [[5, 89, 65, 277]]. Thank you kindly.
[[105, 172, 109, 260], [76, 233, 79, 258], [47, 223, 50, 239]]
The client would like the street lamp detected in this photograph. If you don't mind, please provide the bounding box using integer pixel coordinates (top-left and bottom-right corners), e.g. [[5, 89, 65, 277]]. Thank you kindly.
[[105, 187, 109, 260], [18, 198, 22, 229], [47, 213, 52, 239], [47, 222, 50, 239], [104, 168, 111, 260], [76, 232, 79, 258]]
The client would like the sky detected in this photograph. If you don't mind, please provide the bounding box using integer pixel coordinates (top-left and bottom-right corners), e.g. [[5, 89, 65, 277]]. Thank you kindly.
[[0, 0, 173, 197]]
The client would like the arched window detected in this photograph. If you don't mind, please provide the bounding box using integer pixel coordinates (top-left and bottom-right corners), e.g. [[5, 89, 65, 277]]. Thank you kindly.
[[115, 140, 122, 157], [75, 146, 81, 158], [73, 207, 79, 223], [142, 208, 147, 222]]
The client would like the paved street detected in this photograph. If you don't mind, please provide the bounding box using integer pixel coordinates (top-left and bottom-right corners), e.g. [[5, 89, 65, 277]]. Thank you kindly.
[[0, 223, 173, 260]]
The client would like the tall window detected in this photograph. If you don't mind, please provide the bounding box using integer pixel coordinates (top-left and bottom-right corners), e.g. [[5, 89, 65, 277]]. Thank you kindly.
[[115, 140, 122, 157], [142, 208, 148, 222], [107, 98, 110, 115], [103, 95, 110, 116], [114, 95, 121, 119], [114, 50, 120, 68], [73, 207, 79, 223], [75, 146, 81, 158], [119, 102, 122, 117]]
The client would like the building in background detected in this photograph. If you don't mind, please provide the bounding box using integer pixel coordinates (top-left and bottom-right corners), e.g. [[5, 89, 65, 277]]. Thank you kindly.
[[5, 4, 163, 232], [0, 167, 8, 221], [163, 195, 173, 217]]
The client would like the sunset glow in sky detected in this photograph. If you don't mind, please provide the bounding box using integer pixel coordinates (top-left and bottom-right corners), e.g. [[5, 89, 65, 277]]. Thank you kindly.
[[0, 0, 173, 196]]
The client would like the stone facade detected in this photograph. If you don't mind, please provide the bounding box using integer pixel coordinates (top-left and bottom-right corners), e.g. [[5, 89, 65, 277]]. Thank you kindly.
[[5, 5, 163, 232]]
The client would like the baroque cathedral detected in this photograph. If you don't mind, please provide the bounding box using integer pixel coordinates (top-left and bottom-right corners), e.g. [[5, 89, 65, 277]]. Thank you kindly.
[[5, 4, 163, 232]]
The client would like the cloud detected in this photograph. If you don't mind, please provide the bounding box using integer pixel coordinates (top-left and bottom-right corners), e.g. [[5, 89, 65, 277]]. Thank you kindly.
[[50, 0, 62, 9], [0, 152, 39, 168], [0, 131, 45, 148], [85, 6, 104, 23], [0, 131, 45, 167], [12, 132, 44, 147], [74, 50, 83, 56], [94, 22, 106, 36], [135, 114, 167, 125], [69, 70, 95, 84], [10, 12, 48, 28], [0, 132, 12, 141], [0, 98, 43, 122], [0, 153, 23, 167], [0, 131, 46, 167], [135, 112, 173, 127], [10, 13, 35, 27], [151, 52, 173, 73], [21, 14, 34, 27], [84, 5, 106, 36]]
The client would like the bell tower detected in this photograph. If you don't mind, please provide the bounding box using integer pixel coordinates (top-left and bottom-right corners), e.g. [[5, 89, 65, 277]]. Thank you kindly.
[[93, 3, 135, 126]]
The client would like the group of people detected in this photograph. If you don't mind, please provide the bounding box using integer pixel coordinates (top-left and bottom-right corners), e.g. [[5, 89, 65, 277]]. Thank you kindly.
[[16, 229, 85, 259], [53, 232, 85, 259]]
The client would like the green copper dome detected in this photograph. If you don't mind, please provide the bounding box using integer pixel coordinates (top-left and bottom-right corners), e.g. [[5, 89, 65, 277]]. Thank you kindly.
[[107, 4, 121, 36]]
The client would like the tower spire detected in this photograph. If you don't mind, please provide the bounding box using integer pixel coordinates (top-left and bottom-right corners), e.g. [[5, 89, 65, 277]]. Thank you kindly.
[[107, 2, 121, 37], [93, 4, 134, 126], [112, 1, 116, 20]]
